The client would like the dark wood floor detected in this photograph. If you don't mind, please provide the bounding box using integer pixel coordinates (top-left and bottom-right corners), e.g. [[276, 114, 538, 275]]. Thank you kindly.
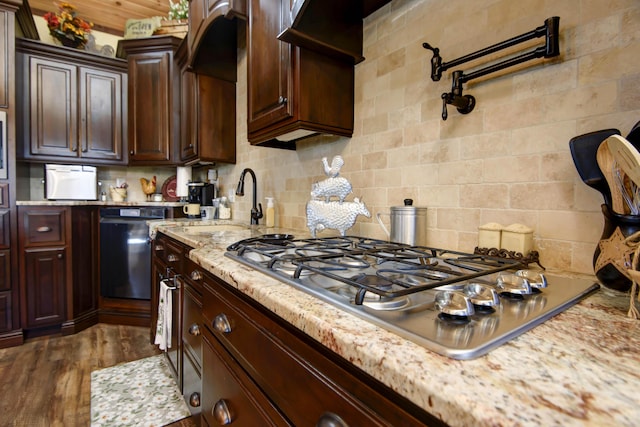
[[0, 324, 161, 426]]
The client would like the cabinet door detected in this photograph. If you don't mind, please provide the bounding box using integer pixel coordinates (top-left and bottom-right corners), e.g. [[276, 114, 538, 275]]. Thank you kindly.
[[24, 247, 66, 328], [0, 209, 9, 249], [0, 291, 12, 332], [180, 66, 197, 162], [0, 249, 9, 291], [0, 9, 8, 108], [188, 0, 206, 57], [193, 74, 236, 163], [79, 67, 124, 162], [247, 0, 292, 133], [202, 329, 290, 426], [28, 57, 78, 158], [127, 51, 173, 163]]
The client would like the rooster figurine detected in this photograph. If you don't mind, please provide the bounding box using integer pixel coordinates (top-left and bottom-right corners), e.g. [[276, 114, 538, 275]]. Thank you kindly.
[[140, 176, 157, 201], [322, 155, 344, 178]]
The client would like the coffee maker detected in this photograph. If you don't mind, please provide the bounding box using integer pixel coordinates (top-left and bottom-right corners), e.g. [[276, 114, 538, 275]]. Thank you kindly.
[[185, 182, 205, 218]]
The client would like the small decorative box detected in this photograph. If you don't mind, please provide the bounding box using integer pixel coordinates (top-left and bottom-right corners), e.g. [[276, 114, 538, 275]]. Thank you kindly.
[[478, 222, 503, 249], [501, 223, 534, 254]]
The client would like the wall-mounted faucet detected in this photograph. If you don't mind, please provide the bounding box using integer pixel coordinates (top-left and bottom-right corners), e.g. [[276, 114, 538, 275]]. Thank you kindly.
[[235, 168, 263, 225], [423, 16, 560, 120]]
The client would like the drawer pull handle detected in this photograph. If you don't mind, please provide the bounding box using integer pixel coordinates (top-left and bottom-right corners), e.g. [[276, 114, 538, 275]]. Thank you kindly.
[[316, 412, 349, 427], [189, 392, 201, 408], [213, 399, 233, 425], [213, 313, 232, 334], [190, 270, 203, 281], [36, 226, 51, 233], [188, 323, 200, 336], [155, 244, 165, 251], [167, 254, 179, 262]]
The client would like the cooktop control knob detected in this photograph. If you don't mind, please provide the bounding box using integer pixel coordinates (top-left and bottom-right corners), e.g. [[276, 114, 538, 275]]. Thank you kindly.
[[463, 283, 500, 308], [435, 290, 475, 317], [496, 273, 533, 295], [515, 270, 547, 289]]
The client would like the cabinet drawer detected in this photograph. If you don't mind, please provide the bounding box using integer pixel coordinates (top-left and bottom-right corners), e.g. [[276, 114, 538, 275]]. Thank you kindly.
[[202, 279, 388, 426], [184, 256, 205, 294], [183, 349, 202, 419], [183, 284, 202, 368], [202, 327, 289, 427], [21, 208, 67, 246], [154, 234, 184, 269]]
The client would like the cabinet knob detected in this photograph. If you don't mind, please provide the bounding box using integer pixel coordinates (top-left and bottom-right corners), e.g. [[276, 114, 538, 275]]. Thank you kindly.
[[72, 146, 78, 152], [189, 392, 201, 408], [213, 399, 233, 425], [190, 270, 203, 281], [167, 254, 179, 263], [278, 96, 288, 104], [188, 323, 200, 336], [57, 253, 63, 259], [213, 313, 232, 334], [130, 150, 134, 155], [316, 412, 349, 427]]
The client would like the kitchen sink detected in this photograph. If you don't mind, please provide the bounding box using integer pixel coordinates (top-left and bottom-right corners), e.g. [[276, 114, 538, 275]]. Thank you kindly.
[[182, 224, 250, 234]]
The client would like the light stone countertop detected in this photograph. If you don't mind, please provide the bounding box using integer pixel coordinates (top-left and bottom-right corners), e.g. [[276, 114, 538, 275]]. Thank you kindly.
[[154, 220, 640, 427]]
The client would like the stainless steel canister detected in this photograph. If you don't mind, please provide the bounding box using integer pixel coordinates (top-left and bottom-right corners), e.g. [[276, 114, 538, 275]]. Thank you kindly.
[[376, 199, 427, 246]]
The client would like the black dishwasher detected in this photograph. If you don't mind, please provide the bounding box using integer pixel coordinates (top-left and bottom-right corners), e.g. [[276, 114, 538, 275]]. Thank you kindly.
[[100, 207, 166, 300]]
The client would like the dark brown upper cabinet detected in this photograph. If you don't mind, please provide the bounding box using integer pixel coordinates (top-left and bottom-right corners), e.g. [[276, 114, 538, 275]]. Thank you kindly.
[[188, 0, 246, 80], [247, 0, 355, 149], [118, 36, 182, 165], [278, 0, 391, 64], [16, 39, 127, 165], [176, 40, 236, 165]]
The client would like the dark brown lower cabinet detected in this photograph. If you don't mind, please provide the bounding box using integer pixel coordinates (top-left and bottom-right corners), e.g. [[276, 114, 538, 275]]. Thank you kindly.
[[23, 247, 66, 328], [18, 206, 99, 337]]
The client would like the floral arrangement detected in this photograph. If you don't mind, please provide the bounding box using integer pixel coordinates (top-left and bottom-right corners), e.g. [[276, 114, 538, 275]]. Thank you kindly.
[[44, 2, 92, 48], [168, 0, 189, 21]]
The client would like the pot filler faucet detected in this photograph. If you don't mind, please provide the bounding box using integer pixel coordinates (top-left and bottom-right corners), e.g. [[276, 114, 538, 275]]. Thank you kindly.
[[235, 168, 263, 225]]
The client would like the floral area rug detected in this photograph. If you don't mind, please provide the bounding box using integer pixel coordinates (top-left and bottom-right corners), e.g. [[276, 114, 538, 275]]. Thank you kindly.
[[91, 354, 190, 426]]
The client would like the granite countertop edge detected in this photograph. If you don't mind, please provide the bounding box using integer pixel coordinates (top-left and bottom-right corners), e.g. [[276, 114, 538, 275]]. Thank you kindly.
[[154, 221, 640, 427]]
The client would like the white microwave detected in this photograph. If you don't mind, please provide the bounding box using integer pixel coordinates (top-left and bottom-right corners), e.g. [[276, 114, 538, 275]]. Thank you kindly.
[[45, 164, 98, 200]]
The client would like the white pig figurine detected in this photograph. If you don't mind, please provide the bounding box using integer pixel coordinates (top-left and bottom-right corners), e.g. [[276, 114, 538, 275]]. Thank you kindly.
[[310, 177, 352, 203]]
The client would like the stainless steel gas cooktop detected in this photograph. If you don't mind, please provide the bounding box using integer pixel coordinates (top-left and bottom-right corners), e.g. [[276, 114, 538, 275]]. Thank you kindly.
[[225, 236, 599, 360]]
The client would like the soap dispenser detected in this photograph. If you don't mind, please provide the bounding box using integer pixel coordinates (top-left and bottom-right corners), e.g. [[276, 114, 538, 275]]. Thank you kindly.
[[265, 197, 275, 227]]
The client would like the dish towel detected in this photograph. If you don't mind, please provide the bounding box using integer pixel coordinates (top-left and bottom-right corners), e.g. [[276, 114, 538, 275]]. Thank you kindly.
[[154, 279, 173, 351]]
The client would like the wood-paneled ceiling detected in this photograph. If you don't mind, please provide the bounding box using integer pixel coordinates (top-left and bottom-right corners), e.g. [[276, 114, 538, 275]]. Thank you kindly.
[[28, 0, 172, 36]]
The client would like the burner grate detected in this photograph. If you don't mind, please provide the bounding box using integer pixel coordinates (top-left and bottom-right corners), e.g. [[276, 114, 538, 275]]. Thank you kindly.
[[229, 236, 525, 302]]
